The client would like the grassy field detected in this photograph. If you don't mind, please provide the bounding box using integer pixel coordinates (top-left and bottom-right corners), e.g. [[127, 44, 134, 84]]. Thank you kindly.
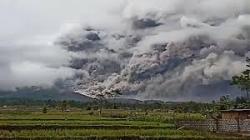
[[0, 108, 247, 140]]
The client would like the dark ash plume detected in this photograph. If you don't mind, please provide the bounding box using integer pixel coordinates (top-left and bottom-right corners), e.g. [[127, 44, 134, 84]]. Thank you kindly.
[[55, 0, 250, 101]]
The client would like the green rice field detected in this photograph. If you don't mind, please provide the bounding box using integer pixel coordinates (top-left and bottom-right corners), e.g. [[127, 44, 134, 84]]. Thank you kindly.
[[0, 108, 247, 140]]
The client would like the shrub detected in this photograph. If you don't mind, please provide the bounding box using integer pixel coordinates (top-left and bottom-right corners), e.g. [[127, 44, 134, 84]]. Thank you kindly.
[[42, 107, 47, 114]]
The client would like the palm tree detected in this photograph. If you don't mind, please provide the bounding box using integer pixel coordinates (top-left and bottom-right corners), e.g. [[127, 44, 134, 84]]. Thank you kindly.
[[231, 57, 250, 99]]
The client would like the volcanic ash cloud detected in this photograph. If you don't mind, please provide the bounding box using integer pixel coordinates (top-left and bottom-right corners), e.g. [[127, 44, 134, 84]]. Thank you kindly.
[[55, 0, 250, 101]]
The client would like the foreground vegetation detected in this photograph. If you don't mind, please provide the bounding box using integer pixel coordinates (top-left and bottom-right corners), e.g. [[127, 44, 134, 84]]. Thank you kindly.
[[0, 107, 248, 140]]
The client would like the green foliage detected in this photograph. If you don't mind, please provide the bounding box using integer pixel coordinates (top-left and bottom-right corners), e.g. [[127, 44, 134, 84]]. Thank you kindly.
[[0, 98, 218, 114], [234, 96, 250, 108], [218, 95, 232, 110], [95, 89, 122, 116], [231, 57, 250, 99], [0, 129, 227, 139], [86, 106, 91, 110], [0, 96, 248, 116], [42, 106, 47, 114], [61, 100, 68, 112], [0, 109, 243, 139]]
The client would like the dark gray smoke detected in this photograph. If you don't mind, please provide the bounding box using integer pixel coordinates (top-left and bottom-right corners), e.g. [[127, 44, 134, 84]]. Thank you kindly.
[[1, 0, 250, 101], [55, 0, 250, 101], [132, 18, 162, 29]]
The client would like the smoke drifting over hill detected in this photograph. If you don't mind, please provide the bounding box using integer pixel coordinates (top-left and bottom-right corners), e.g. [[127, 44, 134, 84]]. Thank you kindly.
[[1, 0, 250, 101]]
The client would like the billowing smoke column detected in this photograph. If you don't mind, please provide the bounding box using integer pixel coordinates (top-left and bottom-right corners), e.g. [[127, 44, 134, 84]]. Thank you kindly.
[[56, 0, 250, 101]]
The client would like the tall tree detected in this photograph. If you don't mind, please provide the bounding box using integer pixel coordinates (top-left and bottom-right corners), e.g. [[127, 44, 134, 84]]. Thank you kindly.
[[61, 100, 68, 112], [231, 57, 250, 99], [96, 89, 122, 116], [76, 86, 122, 116], [42, 106, 47, 114]]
